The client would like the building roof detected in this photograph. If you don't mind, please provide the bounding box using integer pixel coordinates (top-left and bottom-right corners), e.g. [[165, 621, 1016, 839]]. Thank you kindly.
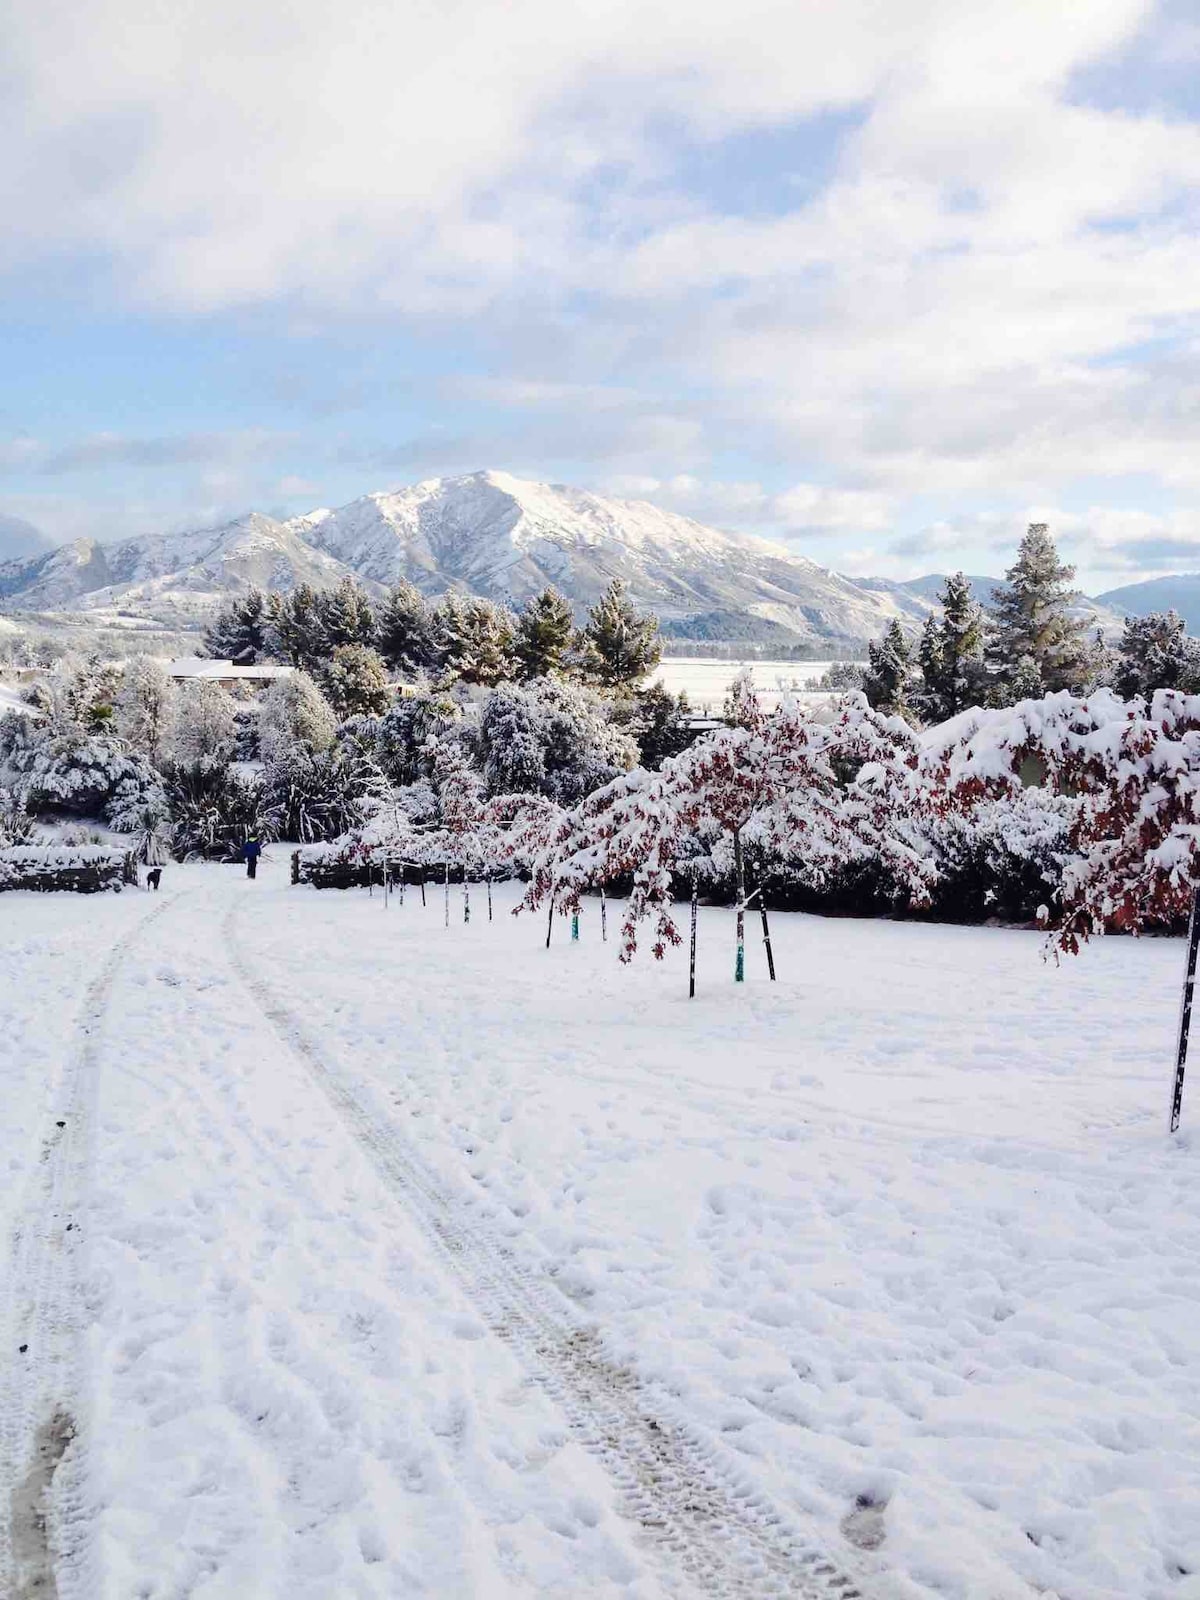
[[167, 657, 294, 681]]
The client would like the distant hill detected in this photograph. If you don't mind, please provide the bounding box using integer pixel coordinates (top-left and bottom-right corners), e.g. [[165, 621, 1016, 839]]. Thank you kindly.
[[0, 513, 54, 563], [1095, 575, 1200, 633]]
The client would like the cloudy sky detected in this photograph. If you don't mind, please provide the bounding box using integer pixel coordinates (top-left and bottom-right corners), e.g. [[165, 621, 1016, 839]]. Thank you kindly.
[[2, 0, 1199, 589]]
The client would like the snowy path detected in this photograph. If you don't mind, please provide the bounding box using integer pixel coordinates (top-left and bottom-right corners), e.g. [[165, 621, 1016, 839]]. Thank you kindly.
[[2, 859, 1200, 1598]]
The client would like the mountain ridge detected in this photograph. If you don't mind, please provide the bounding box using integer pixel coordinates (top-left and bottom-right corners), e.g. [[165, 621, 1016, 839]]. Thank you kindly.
[[0, 470, 1128, 645]]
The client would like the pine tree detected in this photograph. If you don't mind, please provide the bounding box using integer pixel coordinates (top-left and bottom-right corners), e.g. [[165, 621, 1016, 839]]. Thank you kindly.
[[265, 585, 329, 672], [316, 577, 376, 651], [580, 579, 661, 689], [204, 590, 267, 663], [863, 619, 915, 720], [322, 644, 393, 718], [988, 524, 1091, 698], [1112, 611, 1200, 700], [376, 580, 436, 675], [514, 587, 576, 679], [915, 572, 986, 723]]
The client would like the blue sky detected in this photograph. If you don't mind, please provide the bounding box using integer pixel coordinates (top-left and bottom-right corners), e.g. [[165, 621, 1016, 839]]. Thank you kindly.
[[2, 0, 1200, 590]]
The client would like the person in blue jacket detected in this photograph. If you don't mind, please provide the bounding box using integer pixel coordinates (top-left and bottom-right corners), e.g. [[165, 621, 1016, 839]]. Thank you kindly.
[[242, 834, 263, 879]]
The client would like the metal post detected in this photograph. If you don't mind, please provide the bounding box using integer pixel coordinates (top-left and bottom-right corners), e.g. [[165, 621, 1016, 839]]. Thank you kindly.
[[689, 876, 698, 999], [420, 873, 426, 908], [600, 886, 607, 943], [487, 877, 493, 922], [571, 910, 579, 942], [444, 863, 450, 928], [464, 877, 470, 924], [546, 902, 554, 949], [1171, 886, 1200, 1132]]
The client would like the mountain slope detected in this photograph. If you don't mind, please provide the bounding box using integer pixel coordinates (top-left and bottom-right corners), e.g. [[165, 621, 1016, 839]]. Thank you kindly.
[[1095, 575, 1200, 631], [291, 470, 922, 645], [0, 514, 372, 622]]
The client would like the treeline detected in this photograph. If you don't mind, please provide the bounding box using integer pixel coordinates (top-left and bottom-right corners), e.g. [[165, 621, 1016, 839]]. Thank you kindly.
[[204, 576, 664, 712], [858, 524, 1200, 725]]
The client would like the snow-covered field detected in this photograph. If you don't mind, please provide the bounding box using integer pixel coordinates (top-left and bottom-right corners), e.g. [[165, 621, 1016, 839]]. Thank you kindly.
[[3, 860, 1199, 1599], [652, 660, 856, 713]]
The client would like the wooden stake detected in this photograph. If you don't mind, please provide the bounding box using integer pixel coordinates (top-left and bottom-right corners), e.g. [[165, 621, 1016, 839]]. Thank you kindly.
[[444, 863, 450, 928], [546, 902, 554, 949], [689, 876, 698, 999], [759, 898, 776, 981], [571, 910, 579, 942], [733, 829, 745, 983], [1171, 885, 1200, 1132], [487, 877, 493, 921], [600, 886, 607, 943]]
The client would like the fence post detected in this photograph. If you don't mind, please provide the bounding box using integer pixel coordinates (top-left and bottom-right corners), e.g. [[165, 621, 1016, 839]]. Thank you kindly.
[[689, 876, 698, 999], [1171, 886, 1200, 1132]]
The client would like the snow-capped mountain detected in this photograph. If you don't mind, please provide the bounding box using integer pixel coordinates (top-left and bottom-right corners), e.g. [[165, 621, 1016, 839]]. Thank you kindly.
[[0, 513, 368, 621], [0, 469, 1114, 646]]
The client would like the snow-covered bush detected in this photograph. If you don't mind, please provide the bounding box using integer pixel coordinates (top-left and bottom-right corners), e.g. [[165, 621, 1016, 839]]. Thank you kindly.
[[163, 759, 271, 861], [115, 655, 177, 762], [8, 730, 162, 820], [929, 789, 1076, 923], [475, 678, 636, 804], [261, 743, 381, 843]]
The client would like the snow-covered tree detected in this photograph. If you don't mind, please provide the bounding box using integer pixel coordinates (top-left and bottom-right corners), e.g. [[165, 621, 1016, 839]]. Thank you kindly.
[[261, 742, 380, 843], [115, 654, 177, 763], [203, 590, 268, 662], [265, 585, 329, 671], [1111, 611, 1200, 700], [914, 573, 987, 724], [988, 524, 1092, 699], [863, 620, 916, 721], [432, 592, 517, 685], [173, 679, 238, 763], [316, 577, 376, 652], [376, 580, 437, 676], [514, 586, 576, 679], [322, 643, 393, 718], [258, 670, 337, 762], [579, 579, 661, 688]]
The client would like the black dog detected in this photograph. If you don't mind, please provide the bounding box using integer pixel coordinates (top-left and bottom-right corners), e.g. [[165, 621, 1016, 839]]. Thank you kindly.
[[146, 867, 162, 891]]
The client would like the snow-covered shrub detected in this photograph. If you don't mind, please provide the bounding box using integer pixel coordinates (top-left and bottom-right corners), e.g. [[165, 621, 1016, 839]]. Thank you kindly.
[[929, 789, 1076, 923], [476, 678, 636, 805], [260, 743, 380, 843], [340, 689, 463, 786], [0, 793, 37, 846], [9, 731, 161, 820], [163, 758, 271, 861]]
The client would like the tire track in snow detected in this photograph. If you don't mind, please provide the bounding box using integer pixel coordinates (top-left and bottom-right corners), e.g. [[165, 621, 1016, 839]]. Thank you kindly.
[[0, 891, 184, 1600], [225, 900, 872, 1600]]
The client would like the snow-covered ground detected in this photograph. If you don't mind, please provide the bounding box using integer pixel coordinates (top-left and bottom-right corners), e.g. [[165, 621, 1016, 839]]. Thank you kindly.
[[2, 860, 1199, 1599], [652, 660, 857, 714]]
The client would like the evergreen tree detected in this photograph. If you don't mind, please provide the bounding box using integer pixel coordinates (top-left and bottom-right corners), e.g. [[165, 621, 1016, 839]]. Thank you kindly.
[[322, 644, 393, 718], [376, 580, 436, 675], [611, 682, 696, 769], [315, 577, 376, 651], [265, 585, 329, 672], [514, 587, 576, 679], [204, 590, 267, 662], [580, 579, 661, 689], [915, 572, 986, 723], [863, 620, 916, 720], [988, 524, 1092, 698], [1112, 610, 1200, 700], [432, 592, 516, 684]]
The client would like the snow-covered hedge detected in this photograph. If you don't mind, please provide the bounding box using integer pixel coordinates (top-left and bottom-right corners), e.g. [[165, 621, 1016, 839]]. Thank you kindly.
[[0, 844, 138, 893]]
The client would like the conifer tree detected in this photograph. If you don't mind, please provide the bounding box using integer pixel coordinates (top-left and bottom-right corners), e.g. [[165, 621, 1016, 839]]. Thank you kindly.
[[322, 643, 393, 718], [863, 619, 915, 720], [580, 579, 661, 689], [315, 577, 376, 651], [514, 587, 576, 679], [204, 590, 267, 662], [376, 580, 436, 675], [1112, 611, 1200, 700], [266, 585, 329, 672], [988, 524, 1091, 698], [915, 572, 986, 723]]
